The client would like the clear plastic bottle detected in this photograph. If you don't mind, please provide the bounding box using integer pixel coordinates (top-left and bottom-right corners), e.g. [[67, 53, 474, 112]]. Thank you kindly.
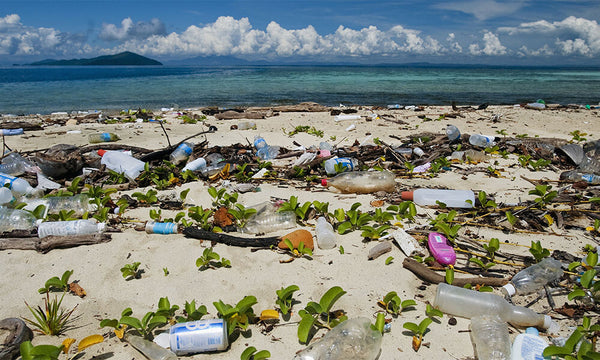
[[293, 317, 382, 360], [0, 128, 24, 136], [334, 114, 361, 121], [125, 334, 177, 360], [237, 121, 256, 130], [0, 153, 37, 176], [145, 221, 178, 234], [37, 219, 105, 238], [241, 211, 296, 234], [88, 132, 120, 144], [253, 136, 280, 160], [433, 283, 552, 329], [401, 189, 475, 208], [315, 217, 336, 249], [322, 171, 395, 194], [24, 194, 94, 217], [501, 258, 563, 297], [200, 163, 230, 178], [0, 172, 40, 197], [323, 157, 359, 175], [98, 150, 146, 181], [578, 156, 600, 175], [446, 124, 461, 142], [170, 142, 194, 165], [0, 207, 38, 232], [469, 134, 496, 148], [559, 170, 600, 184], [470, 314, 512, 360], [182, 157, 207, 172], [0, 187, 14, 205]]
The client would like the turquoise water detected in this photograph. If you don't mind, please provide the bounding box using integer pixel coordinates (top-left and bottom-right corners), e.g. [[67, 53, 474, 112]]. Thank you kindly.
[[0, 65, 599, 114]]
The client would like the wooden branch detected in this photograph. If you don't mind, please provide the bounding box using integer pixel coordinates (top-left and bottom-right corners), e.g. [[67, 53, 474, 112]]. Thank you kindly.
[[402, 257, 508, 287], [0, 233, 111, 253], [183, 226, 279, 248]]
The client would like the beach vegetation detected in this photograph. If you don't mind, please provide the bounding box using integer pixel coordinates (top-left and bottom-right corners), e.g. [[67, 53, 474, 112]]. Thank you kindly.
[[208, 186, 238, 209], [477, 190, 497, 209], [516, 133, 529, 139], [378, 291, 416, 317], [120, 261, 142, 279], [100, 307, 166, 340], [234, 163, 254, 183], [338, 245, 345, 254], [425, 304, 444, 319], [297, 286, 347, 344], [496, 129, 508, 137], [372, 312, 386, 335], [187, 206, 213, 230], [360, 224, 390, 241], [385, 256, 394, 265], [569, 130, 588, 143], [445, 267, 454, 284], [282, 239, 313, 259], [403, 317, 432, 352], [155, 297, 179, 324], [483, 238, 500, 262], [38, 270, 73, 294], [20, 334, 104, 360], [372, 208, 394, 225], [568, 250, 600, 306], [213, 295, 257, 337], [543, 316, 600, 359], [469, 257, 496, 272], [430, 210, 461, 243], [275, 285, 299, 316], [241, 346, 271, 360], [106, 170, 128, 184], [311, 200, 330, 220], [387, 202, 417, 223], [132, 188, 158, 205], [24, 292, 77, 336], [228, 203, 257, 228], [336, 203, 372, 235], [278, 196, 312, 223], [529, 184, 557, 209], [176, 300, 208, 323], [283, 125, 324, 138], [196, 247, 231, 270], [529, 240, 551, 263]]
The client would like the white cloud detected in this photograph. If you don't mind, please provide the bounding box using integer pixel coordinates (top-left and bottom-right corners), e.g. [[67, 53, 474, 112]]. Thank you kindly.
[[433, 0, 526, 21], [99, 17, 166, 41], [446, 33, 463, 52], [469, 31, 507, 55]]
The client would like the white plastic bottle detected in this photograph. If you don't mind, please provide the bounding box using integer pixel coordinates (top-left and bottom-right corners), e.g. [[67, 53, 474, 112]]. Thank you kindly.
[[293, 317, 382, 360], [334, 114, 361, 121], [0, 207, 39, 232], [469, 134, 496, 148], [560, 170, 600, 184], [145, 221, 178, 234], [241, 211, 296, 234], [315, 217, 336, 249], [98, 150, 146, 181], [182, 157, 207, 172], [37, 219, 105, 238], [401, 189, 475, 208], [433, 283, 552, 329], [323, 157, 359, 175], [322, 171, 396, 194], [0, 172, 40, 196], [446, 124, 461, 142], [170, 142, 194, 165], [502, 258, 563, 297], [511, 327, 548, 360], [470, 315, 512, 360]]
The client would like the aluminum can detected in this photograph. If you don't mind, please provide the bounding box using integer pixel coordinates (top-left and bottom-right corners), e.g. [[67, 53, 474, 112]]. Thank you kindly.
[[169, 319, 228, 354]]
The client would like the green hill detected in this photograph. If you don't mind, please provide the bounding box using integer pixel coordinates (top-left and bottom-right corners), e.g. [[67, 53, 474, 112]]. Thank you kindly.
[[30, 51, 162, 66]]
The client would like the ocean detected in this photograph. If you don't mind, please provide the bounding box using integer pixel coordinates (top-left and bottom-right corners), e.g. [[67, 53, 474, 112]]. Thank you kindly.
[[1, 65, 599, 115]]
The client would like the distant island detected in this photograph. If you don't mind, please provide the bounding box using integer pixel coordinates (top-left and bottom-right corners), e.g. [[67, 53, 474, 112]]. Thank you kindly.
[[29, 51, 162, 66]]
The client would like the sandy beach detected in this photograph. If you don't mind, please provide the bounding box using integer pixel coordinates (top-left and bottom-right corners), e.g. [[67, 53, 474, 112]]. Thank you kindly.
[[1, 103, 599, 359]]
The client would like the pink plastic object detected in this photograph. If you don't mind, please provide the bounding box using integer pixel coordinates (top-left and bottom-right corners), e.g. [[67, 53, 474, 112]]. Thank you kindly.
[[428, 232, 456, 265]]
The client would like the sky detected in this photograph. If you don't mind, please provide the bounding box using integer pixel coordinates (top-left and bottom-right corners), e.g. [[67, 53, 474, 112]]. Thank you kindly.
[[1, 0, 600, 66]]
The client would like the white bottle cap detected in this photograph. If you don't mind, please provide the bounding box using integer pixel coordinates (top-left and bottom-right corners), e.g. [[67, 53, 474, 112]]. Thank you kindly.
[[502, 283, 516, 297]]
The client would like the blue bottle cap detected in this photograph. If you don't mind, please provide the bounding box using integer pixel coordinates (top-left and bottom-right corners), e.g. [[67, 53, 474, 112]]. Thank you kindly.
[[525, 327, 539, 336]]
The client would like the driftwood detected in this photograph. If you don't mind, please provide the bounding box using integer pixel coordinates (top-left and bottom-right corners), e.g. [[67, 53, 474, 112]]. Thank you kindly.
[[215, 110, 267, 120], [0, 233, 111, 253], [0, 121, 43, 131], [183, 226, 279, 248], [0, 318, 32, 360], [402, 257, 508, 287]]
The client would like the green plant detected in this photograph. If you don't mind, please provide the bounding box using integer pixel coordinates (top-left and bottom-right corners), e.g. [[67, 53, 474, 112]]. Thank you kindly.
[[297, 286, 347, 344], [445, 267, 454, 284], [275, 285, 299, 316], [469, 257, 496, 271], [360, 224, 390, 240], [213, 295, 257, 336], [208, 187, 239, 209], [234, 163, 254, 183], [132, 189, 158, 205], [241, 346, 271, 360], [505, 210, 518, 227], [278, 196, 312, 223], [387, 202, 417, 223], [529, 158, 552, 171], [228, 204, 257, 228], [529, 240, 550, 263], [24, 292, 77, 336], [404, 161, 416, 173], [282, 239, 312, 259], [120, 262, 141, 279], [385, 256, 394, 265], [496, 129, 508, 136], [425, 303, 443, 319], [379, 291, 416, 316], [430, 210, 461, 242], [100, 307, 167, 340], [312, 201, 330, 219], [20, 335, 104, 360], [188, 206, 214, 230], [196, 248, 231, 270], [47, 209, 78, 222], [371, 312, 386, 335], [176, 300, 208, 323], [570, 130, 588, 143], [403, 317, 432, 352], [543, 316, 600, 359], [283, 125, 324, 138], [106, 170, 128, 184], [528, 184, 557, 209], [477, 191, 497, 209], [372, 208, 394, 225], [483, 238, 500, 262], [338, 245, 345, 254], [337, 203, 372, 235], [162, 267, 169, 276], [38, 270, 73, 294], [568, 250, 600, 306], [155, 297, 179, 324]]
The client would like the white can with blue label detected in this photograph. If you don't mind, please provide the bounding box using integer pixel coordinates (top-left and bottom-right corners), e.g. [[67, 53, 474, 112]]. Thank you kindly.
[[169, 319, 228, 354]]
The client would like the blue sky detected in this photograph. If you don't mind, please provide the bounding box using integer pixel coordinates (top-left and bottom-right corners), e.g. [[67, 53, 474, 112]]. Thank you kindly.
[[1, 0, 599, 65]]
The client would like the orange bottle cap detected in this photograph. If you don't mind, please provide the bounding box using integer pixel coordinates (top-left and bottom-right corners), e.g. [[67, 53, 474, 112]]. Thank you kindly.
[[401, 191, 414, 200], [97, 149, 107, 156], [321, 179, 328, 186]]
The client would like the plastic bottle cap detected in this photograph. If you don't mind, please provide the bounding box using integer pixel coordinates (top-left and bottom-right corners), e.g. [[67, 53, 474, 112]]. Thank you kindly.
[[97, 149, 107, 156], [526, 327, 539, 335], [400, 191, 414, 200], [321, 179, 328, 186], [543, 315, 553, 330], [97, 223, 106, 232], [502, 283, 516, 297]]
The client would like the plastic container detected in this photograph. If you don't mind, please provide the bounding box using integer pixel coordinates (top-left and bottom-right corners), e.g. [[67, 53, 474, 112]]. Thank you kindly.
[[99, 150, 145, 181], [125, 334, 177, 360], [0, 207, 39, 232], [401, 189, 475, 208], [334, 114, 361, 121], [169, 142, 194, 165], [24, 194, 94, 217], [413, 147, 424, 157], [470, 315, 512, 360], [253, 136, 280, 160], [578, 156, 600, 175], [37, 219, 105, 238], [559, 170, 600, 184], [511, 327, 548, 360], [0, 128, 24, 136], [315, 216, 336, 249], [0, 187, 14, 205], [182, 157, 207, 172], [88, 132, 120, 144], [0, 153, 37, 176], [446, 125, 461, 142], [433, 283, 552, 329], [293, 317, 382, 360], [145, 221, 178, 234], [0, 172, 40, 196], [319, 142, 333, 157], [200, 163, 230, 178], [241, 211, 296, 234], [502, 258, 563, 297], [169, 319, 228, 355], [469, 134, 496, 148], [237, 121, 256, 130], [322, 171, 396, 194], [323, 157, 359, 175], [428, 232, 456, 265]]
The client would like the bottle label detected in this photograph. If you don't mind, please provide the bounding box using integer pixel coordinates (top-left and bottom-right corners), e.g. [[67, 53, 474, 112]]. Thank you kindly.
[[1, 128, 23, 136], [151, 222, 177, 234], [582, 174, 594, 183], [335, 158, 354, 171], [0, 173, 16, 188], [101, 133, 111, 142], [170, 319, 227, 353], [177, 143, 193, 155]]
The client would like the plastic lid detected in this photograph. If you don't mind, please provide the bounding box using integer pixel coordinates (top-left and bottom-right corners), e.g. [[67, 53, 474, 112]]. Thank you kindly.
[[502, 283, 516, 297], [400, 191, 414, 200], [526, 327, 539, 335], [321, 179, 328, 186], [97, 149, 107, 156], [543, 315, 553, 330]]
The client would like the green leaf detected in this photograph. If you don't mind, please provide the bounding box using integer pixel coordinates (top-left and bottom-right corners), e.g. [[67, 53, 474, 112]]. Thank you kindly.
[[298, 313, 317, 344], [121, 308, 133, 317], [418, 317, 433, 335], [373, 312, 386, 335], [568, 289, 587, 301], [253, 350, 271, 360], [236, 296, 258, 314], [581, 269, 597, 289], [119, 316, 143, 330], [586, 251, 598, 268], [401, 299, 417, 309], [30, 344, 63, 359], [99, 319, 119, 329], [383, 291, 398, 304], [402, 322, 419, 334], [20, 341, 34, 360], [445, 268, 454, 285], [385, 256, 394, 265], [240, 346, 256, 360], [319, 286, 346, 313]]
